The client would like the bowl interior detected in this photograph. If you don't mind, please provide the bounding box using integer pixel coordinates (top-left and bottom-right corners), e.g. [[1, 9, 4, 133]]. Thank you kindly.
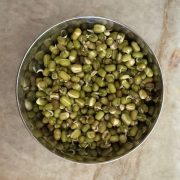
[[16, 17, 163, 163]]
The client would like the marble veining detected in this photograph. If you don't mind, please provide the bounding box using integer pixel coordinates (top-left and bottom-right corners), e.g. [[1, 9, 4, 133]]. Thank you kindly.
[[0, 0, 180, 180]]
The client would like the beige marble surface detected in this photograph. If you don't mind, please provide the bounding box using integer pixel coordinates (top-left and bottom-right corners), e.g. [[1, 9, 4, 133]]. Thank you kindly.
[[0, 0, 180, 179]]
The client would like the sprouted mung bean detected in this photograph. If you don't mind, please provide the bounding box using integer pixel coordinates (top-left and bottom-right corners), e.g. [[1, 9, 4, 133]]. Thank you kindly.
[[21, 24, 160, 161]]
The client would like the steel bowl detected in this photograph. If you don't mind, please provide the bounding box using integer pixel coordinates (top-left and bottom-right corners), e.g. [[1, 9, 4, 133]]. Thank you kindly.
[[16, 16, 164, 164]]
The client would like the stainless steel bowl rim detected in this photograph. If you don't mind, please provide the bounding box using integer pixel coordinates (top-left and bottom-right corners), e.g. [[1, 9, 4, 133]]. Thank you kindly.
[[16, 16, 164, 164]]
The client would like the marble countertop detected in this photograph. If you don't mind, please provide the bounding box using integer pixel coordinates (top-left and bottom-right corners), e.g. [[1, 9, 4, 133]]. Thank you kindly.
[[0, 0, 180, 179]]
